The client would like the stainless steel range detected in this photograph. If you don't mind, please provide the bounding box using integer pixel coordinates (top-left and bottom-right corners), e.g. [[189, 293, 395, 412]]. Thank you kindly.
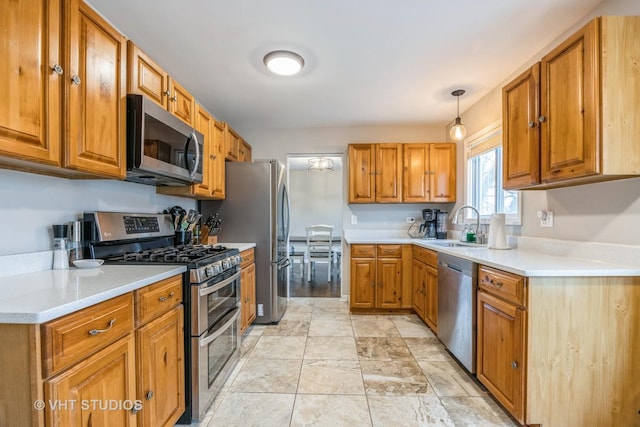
[[83, 211, 242, 423]]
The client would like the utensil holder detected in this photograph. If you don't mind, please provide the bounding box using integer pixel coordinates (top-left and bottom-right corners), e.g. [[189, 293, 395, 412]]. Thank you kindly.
[[175, 231, 192, 245], [208, 227, 221, 236]]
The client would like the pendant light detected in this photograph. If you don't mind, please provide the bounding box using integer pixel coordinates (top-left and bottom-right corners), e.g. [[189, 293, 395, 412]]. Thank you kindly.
[[449, 89, 467, 141]]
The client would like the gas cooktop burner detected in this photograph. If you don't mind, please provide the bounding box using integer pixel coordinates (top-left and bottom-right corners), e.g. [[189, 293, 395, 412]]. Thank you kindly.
[[109, 244, 229, 264]]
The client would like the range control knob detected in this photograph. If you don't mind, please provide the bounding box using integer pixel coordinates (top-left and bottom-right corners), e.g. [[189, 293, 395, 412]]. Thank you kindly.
[[212, 262, 223, 275], [221, 259, 231, 270], [205, 265, 214, 277], [231, 255, 241, 266]]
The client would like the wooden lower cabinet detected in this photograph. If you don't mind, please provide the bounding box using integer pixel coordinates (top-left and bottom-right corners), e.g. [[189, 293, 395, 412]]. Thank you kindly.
[[0, 274, 185, 427], [45, 334, 137, 426], [240, 248, 256, 334], [411, 247, 438, 332], [350, 244, 406, 311]]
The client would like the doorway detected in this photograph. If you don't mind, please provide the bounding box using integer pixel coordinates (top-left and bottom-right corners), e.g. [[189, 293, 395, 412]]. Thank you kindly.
[[286, 154, 343, 298]]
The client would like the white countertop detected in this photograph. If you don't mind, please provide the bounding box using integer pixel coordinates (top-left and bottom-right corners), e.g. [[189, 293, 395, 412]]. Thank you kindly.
[[344, 233, 640, 277], [0, 265, 186, 324], [217, 242, 256, 252]]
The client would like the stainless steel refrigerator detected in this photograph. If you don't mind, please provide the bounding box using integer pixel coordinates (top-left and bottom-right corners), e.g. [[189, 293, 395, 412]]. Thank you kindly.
[[200, 160, 289, 324]]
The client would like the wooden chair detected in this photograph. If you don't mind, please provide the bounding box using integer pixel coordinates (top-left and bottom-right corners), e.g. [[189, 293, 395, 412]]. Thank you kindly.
[[305, 225, 334, 282]]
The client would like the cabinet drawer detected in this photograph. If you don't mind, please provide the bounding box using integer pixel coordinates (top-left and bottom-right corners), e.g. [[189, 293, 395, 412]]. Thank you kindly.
[[42, 293, 134, 377], [377, 245, 402, 258], [351, 244, 376, 258], [478, 265, 526, 307], [240, 248, 255, 268], [135, 275, 183, 326], [413, 246, 437, 266]]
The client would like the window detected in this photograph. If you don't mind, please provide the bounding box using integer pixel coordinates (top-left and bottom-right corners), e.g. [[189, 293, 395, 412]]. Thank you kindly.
[[465, 122, 520, 225]]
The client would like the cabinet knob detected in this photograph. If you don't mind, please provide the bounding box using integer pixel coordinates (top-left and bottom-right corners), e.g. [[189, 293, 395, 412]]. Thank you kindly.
[[132, 407, 141, 415], [511, 361, 518, 369], [71, 75, 81, 85], [171, 95, 178, 102], [52, 64, 63, 75], [528, 121, 537, 128], [210, 154, 216, 160], [146, 390, 154, 400], [370, 282, 375, 287], [538, 115, 547, 123], [163, 90, 171, 97]]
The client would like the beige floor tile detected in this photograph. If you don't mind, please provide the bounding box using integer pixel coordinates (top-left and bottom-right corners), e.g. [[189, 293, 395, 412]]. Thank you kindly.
[[356, 337, 413, 361], [289, 297, 316, 307], [207, 392, 295, 427], [313, 298, 348, 308], [304, 336, 358, 360], [308, 319, 354, 336], [404, 337, 451, 362], [221, 357, 247, 392], [361, 360, 433, 396], [240, 335, 259, 357], [250, 335, 307, 359], [246, 324, 267, 336], [298, 359, 365, 394], [391, 316, 436, 338], [440, 396, 517, 426], [367, 395, 455, 427], [282, 309, 313, 321], [311, 308, 351, 321], [352, 316, 400, 337], [417, 361, 470, 397], [262, 319, 310, 336], [290, 394, 372, 427], [229, 358, 302, 393]]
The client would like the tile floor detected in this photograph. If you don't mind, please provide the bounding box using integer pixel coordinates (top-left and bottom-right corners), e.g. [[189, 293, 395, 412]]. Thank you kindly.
[[193, 298, 517, 427]]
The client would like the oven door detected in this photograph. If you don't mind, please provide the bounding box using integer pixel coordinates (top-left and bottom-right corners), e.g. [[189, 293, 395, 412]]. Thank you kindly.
[[191, 307, 240, 420], [191, 269, 240, 336]]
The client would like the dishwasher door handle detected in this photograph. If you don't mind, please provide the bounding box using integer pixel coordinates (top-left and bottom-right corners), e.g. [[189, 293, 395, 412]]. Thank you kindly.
[[439, 261, 463, 273]]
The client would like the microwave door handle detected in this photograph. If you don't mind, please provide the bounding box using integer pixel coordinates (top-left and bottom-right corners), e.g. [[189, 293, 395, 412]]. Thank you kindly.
[[184, 131, 200, 179]]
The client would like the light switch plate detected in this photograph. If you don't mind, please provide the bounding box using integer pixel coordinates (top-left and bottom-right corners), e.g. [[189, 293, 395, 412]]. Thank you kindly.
[[351, 215, 357, 224], [540, 211, 554, 227]]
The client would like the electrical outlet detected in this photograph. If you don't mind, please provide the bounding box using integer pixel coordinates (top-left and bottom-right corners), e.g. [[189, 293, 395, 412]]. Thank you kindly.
[[406, 217, 415, 223], [538, 210, 554, 227], [257, 304, 264, 317], [351, 215, 358, 225]]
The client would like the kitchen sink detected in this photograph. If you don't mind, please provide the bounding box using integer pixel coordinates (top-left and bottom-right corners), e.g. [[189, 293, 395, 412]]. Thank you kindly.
[[430, 241, 486, 248]]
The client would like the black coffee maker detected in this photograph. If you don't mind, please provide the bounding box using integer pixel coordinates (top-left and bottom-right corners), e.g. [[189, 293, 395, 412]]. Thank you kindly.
[[419, 209, 438, 239]]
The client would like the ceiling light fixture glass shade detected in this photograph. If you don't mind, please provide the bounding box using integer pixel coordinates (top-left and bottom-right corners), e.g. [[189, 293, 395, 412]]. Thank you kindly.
[[263, 50, 305, 76], [449, 89, 467, 141], [308, 157, 334, 172]]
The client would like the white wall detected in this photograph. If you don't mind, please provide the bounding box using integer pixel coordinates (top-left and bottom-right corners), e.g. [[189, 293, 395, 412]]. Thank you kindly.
[[446, 0, 640, 245], [289, 168, 342, 237], [0, 169, 197, 256]]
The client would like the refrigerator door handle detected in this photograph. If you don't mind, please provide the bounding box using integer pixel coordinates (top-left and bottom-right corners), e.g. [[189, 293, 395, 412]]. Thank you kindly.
[[277, 258, 291, 270]]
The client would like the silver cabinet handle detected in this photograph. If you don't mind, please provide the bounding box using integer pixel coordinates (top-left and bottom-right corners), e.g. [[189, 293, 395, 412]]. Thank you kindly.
[[146, 391, 154, 400], [528, 121, 537, 128], [52, 64, 63, 75], [171, 95, 178, 102], [511, 360, 518, 369], [158, 291, 175, 302], [88, 318, 115, 335], [538, 115, 546, 123], [163, 90, 171, 97], [71, 75, 81, 85]]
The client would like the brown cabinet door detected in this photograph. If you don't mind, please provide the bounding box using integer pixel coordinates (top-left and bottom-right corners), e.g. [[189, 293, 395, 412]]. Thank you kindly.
[[136, 306, 185, 427], [240, 267, 249, 333], [246, 263, 256, 325], [429, 143, 456, 202], [348, 144, 375, 203], [225, 126, 240, 161], [403, 144, 430, 203], [45, 334, 137, 426], [375, 143, 403, 203], [168, 78, 195, 126], [65, 0, 126, 179], [211, 119, 226, 199], [0, 0, 62, 167], [424, 264, 438, 332], [540, 19, 599, 183], [412, 259, 426, 319], [502, 63, 541, 189], [477, 291, 526, 424], [127, 41, 170, 110], [376, 258, 402, 309], [350, 257, 376, 309], [194, 105, 212, 197], [239, 139, 252, 162]]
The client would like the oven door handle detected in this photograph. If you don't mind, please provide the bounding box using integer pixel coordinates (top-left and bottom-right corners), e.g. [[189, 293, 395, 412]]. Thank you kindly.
[[199, 270, 241, 297], [199, 308, 240, 347]]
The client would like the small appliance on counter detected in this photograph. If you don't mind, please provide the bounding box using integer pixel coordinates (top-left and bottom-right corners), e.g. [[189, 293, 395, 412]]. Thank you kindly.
[[419, 209, 438, 239], [487, 213, 510, 249], [51, 224, 69, 270], [436, 210, 448, 239]]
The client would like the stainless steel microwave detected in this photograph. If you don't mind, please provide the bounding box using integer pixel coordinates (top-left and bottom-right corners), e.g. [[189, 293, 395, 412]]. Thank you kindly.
[[126, 94, 203, 186]]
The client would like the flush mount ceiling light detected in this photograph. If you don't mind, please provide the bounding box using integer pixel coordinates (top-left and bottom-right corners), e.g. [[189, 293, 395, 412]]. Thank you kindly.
[[263, 50, 305, 76], [308, 157, 334, 172], [449, 89, 467, 141]]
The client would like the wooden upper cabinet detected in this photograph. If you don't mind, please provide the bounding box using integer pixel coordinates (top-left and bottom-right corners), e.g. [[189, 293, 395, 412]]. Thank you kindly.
[[402, 143, 456, 203], [0, 0, 62, 168], [193, 106, 212, 196], [239, 139, 252, 162], [375, 144, 402, 203], [429, 143, 456, 202], [211, 119, 226, 199], [168, 78, 195, 127], [348, 144, 376, 203], [503, 16, 640, 190], [225, 126, 240, 161], [503, 63, 541, 190], [64, 0, 127, 179], [540, 19, 599, 182], [127, 41, 170, 110]]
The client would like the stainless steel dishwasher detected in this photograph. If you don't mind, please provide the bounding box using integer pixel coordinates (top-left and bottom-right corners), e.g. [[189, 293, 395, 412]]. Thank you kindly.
[[437, 252, 477, 373]]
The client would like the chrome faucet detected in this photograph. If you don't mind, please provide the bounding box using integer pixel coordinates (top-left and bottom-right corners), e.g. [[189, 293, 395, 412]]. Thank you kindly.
[[452, 205, 480, 240]]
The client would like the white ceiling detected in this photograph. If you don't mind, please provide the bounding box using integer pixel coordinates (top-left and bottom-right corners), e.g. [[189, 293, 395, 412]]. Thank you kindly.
[[87, 0, 603, 130]]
